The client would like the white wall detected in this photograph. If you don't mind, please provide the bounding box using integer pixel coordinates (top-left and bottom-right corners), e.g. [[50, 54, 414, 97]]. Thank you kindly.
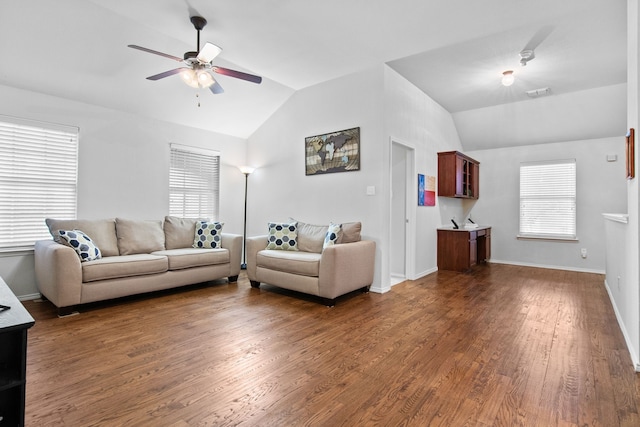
[[606, 0, 640, 370], [0, 84, 248, 298], [466, 137, 626, 272], [384, 66, 466, 278], [629, 0, 640, 371]]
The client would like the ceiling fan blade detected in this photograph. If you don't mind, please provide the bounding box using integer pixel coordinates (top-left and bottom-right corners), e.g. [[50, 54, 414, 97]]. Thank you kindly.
[[212, 66, 262, 84], [522, 25, 555, 52], [128, 45, 184, 62], [197, 42, 223, 63], [209, 80, 225, 94], [146, 68, 185, 80]]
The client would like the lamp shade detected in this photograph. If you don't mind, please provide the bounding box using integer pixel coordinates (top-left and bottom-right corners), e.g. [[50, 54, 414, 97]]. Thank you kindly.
[[239, 165, 256, 175]]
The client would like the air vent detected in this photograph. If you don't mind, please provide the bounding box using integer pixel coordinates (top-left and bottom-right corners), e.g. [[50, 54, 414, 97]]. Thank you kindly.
[[525, 87, 551, 98]]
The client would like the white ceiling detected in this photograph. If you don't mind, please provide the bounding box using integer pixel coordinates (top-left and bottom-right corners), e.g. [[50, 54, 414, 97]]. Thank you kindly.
[[0, 0, 628, 147]]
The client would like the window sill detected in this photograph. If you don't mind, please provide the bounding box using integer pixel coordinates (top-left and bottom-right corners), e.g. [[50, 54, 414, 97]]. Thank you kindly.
[[517, 234, 578, 242], [0, 247, 35, 257]]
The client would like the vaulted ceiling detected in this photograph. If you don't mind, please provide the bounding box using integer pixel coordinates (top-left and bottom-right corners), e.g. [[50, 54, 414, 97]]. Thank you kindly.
[[0, 0, 627, 149]]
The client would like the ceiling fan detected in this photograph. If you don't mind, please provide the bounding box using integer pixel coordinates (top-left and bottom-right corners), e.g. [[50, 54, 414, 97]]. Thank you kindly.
[[128, 16, 262, 95], [519, 25, 554, 66]]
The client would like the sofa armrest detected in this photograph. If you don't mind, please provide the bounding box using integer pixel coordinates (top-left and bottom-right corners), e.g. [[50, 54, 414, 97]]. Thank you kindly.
[[246, 235, 268, 281], [221, 233, 243, 276], [34, 240, 83, 308], [318, 240, 376, 299]]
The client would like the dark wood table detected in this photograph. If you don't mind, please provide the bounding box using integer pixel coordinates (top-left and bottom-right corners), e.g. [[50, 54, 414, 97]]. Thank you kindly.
[[0, 277, 35, 427]]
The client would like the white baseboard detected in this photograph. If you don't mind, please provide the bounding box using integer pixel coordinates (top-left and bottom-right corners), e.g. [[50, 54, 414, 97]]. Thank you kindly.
[[18, 293, 41, 301], [604, 279, 640, 372], [488, 259, 605, 275]]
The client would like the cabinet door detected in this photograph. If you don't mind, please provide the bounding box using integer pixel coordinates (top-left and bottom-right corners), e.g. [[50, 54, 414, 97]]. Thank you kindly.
[[469, 231, 477, 266], [455, 155, 465, 197]]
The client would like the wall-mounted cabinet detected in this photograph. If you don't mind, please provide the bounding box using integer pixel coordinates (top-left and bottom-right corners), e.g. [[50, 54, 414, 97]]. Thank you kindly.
[[437, 151, 479, 199]]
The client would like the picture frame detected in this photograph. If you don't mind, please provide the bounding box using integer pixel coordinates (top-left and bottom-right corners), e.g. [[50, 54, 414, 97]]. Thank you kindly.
[[418, 174, 436, 206], [305, 127, 360, 175], [627, 128, 635, 179]]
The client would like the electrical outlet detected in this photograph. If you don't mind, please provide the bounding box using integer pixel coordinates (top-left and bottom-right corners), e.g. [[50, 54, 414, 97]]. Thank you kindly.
[[580, 248, 587, 259], [618, 275, 621, 291]]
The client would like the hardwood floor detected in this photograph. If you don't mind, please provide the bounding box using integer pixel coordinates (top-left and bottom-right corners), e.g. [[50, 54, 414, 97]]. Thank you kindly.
[[22, 264, 640, 426]]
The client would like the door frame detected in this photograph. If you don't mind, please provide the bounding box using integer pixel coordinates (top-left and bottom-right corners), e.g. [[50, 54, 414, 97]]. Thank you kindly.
[[389, 138, 416, 283]]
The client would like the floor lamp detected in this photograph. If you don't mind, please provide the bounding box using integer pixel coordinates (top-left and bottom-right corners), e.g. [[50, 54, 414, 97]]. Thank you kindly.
[[238, 166, 255, 269]]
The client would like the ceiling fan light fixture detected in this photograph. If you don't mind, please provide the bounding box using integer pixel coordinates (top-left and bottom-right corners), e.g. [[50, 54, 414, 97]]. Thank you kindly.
[[197, 70, 215, 88], [180, 69, 199, 88], [180, 68, 215, 89], [501, 70, 515, 87]]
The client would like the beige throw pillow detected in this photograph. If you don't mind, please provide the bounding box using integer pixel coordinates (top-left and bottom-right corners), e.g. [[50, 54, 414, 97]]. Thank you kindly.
[[164, 216, 198, 250], [46, 218, 119, 257], [115, 218, 165, 255]]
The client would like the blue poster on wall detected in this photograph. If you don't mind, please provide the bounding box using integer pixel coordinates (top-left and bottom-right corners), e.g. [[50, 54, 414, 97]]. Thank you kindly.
[[418, 174, 425, 206]]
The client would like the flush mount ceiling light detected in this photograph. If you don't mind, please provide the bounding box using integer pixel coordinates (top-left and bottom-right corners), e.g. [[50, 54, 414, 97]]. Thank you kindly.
[[501, 70, 515, 86]]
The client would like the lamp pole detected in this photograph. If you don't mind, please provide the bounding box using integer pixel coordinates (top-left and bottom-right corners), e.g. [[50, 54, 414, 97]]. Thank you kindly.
[[238, 166, 255, 269]]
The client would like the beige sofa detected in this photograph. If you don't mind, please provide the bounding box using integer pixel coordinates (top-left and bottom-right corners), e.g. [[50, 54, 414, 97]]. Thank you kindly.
[[246, 221, 376, 306], [34, 216, 242, 315]]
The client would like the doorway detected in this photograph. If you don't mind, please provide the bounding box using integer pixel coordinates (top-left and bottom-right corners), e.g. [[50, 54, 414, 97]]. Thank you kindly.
[[390, 140, 415, 285]]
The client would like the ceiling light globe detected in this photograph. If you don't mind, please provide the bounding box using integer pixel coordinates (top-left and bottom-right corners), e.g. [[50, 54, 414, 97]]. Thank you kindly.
[[501, 70, 515, 87], [197, 70, 215, 88], [180, 69, 199, 88]]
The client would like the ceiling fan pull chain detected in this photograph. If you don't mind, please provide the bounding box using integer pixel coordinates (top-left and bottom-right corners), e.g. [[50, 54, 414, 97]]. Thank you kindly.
[[196, 93, 200, 107]]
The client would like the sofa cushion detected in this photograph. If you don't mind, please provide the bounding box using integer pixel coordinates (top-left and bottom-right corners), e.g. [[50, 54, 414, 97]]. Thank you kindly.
[[152, 248, 229, 270], [266, 222, 298, 251], [58, 229, 102, 262], [81, 254, 168, 282], [46, 218, 119, 257], [116, 218, 165, 255], [293, 220, 328, 253], [193, 221, 223, 249], [257, 249, 321, 277], [164, 216, 198, 250], [323, 223, 343, 249], [338, 222, 362, 243]]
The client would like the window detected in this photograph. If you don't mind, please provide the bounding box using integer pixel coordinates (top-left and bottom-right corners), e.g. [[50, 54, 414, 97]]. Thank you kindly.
[[169, 144, 220, 219], [519, 159, 576, 240], [0, 115, 78, 249]]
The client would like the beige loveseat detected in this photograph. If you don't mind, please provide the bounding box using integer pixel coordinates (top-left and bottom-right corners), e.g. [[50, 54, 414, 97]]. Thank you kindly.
[[246, 221, 376, 306], [34, 216, 242, 315]]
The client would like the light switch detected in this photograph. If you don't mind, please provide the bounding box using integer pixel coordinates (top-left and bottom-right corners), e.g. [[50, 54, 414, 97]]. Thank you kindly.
[[366, 186, 376, 196]]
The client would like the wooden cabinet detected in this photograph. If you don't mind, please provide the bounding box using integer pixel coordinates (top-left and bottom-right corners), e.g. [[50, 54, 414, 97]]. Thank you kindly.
[[437, 226, 491, 272], [437, 151, 479, 199], [0, 278, 35, 427]]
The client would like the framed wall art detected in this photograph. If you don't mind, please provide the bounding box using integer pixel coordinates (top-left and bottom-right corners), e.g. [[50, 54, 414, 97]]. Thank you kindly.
[[305, 127, 360, 175], [627, 128, 635, 179], [418, 174, 436, 206]]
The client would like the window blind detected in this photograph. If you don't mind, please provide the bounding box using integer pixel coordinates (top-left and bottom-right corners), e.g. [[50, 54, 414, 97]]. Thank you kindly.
[[169, 144, 220, 220], [0, 115, 78, 249], [519, 159, 576, 239]]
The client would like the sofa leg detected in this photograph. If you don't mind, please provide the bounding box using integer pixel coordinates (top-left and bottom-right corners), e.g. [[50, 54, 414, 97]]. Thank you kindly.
[[360, 286, 370, 293], [250, 280, 261, 288], [321, 298, 336, 307], [228, 275, 239, 283], [58, 306, 78, 317]]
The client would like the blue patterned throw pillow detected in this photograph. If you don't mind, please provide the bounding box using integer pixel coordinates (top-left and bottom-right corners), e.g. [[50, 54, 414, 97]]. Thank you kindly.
[[193, 221, 224, 249], [323, 222, 343, 249], [58, 229, 102, 262], [266, 222, 298, 251]]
